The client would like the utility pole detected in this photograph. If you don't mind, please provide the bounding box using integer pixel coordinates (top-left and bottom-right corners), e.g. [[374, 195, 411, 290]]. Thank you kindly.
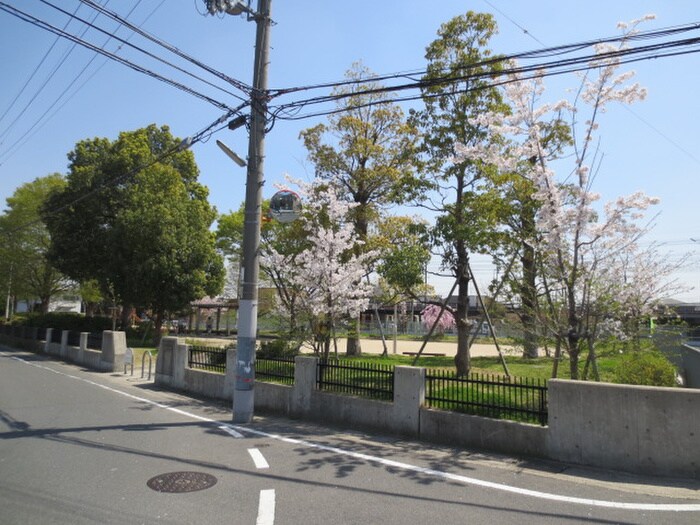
[[206, 0, 272, 423]]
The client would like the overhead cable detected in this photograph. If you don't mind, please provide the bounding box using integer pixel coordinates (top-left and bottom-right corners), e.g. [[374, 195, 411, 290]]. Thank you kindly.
[[0, 0, 147, 165], [78, 0, 252, 95], [0, 2, 236, 113], [270, 21, 700, 99], [268, 29, 700, 122], [38, 0, 246, 104], [0, 2, 83, 133], [1, 104, 247, 237]]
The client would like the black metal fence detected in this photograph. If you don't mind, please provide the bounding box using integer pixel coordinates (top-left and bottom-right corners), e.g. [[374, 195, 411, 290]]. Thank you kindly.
[[425, 370, 548, 426], [50, 328, 62, 344], [0, 326, 549, 425], [0, 324, 17, 336], [67, 331, 81, 347], [317, 359, 394, 401], [87, 332, 102, 350], [188, 345, 227, 373], [256, 356, 295, 385]]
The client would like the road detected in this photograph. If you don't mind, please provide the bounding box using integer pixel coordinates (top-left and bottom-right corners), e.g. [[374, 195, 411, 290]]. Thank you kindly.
[[1, 346, 698, 524]]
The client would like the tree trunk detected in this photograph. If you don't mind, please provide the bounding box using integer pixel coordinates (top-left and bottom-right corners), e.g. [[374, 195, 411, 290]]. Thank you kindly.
[[568, 333, 580, 380], [454, 260, 471, 376], [520, 238, 539, 358], [551, 336, 562, 378], [119, 305, 132, 330], [345, 315, 362, 356], [39, 296, 50, 314], [152, 310, 164, 347]]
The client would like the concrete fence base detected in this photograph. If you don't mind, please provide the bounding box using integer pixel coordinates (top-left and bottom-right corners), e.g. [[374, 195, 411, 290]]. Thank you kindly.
[[152, 337, 699, 479], [1, 328, 126, 373], [5, 332, 696, 479]]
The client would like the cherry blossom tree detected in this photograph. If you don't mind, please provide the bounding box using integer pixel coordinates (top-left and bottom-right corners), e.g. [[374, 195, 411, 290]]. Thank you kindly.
[[456, 16, 686, 379], [262, 179, 375, 359], [421, 303, 456, 334], [301, 63, 423, 356]]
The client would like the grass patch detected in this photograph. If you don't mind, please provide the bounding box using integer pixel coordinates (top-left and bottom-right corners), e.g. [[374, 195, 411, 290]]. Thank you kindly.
[[319, 349, 673, 384]]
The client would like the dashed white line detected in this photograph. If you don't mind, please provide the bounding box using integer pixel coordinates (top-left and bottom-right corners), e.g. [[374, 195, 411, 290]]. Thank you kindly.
[[248, 448, 269, 469], [256, 489, 275, 525], [6, 353, 700, 513]]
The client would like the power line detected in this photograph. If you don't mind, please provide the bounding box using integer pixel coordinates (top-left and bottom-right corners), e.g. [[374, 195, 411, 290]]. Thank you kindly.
[[0, 1, 170, 167], [39, 0, 246, 103], [0, 2, 236, 113], [266, 22, 700, 122], [0, 2, 83, 133], [267, 41, 700, 123], [482, 3, 700, 167], [269, 21, 700, 99], [0, 0, 149, 166], [0, 105, 246, 237], [0, 2, 100, 145], [78, 0, 252, 95], [480, 0, 546, 47]]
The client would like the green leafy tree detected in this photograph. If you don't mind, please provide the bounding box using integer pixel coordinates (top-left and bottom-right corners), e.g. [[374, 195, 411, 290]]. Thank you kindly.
[[42, 124, 223, 340], [412, 12, 509, 375], [374, 216, 431, 297], [78, 279, 103, 317], [300, 63, 424, 355], [0, 173, 70, 314]]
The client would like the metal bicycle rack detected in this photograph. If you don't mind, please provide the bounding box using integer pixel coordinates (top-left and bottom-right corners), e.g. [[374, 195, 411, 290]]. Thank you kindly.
[[141, 350, 153, 380]]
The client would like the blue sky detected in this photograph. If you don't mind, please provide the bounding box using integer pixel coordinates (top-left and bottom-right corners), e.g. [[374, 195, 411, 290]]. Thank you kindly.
[[1, 0, 699, 301]]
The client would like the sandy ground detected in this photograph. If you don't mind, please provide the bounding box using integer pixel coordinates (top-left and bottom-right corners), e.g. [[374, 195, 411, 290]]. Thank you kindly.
[[320, 338, 508, 357], [183, 335, 509, 358]]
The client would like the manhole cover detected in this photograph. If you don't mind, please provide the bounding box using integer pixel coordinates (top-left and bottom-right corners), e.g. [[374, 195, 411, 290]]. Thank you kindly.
[[147, 471, 217, 493]]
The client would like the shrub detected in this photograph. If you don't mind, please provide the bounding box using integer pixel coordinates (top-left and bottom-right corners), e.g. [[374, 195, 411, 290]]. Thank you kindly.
[[258, 338, 300, 358], [611, 351, 678, 387], [20, 312, 112, 333]]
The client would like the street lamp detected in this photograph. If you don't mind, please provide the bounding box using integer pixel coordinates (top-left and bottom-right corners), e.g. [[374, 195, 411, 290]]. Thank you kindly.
[[216, 140, 247, 167], [207, 0, 272, 423]]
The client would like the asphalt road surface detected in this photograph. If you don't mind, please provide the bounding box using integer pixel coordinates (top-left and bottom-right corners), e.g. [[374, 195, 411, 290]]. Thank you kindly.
[[1, 346, 698, 525]]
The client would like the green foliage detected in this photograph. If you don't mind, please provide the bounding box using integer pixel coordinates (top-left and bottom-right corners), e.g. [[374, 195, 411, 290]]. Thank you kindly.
[[258, 338, 300, 358], [0, 173, 70, 312], [411, 11, 510, 374], [300, 62, 425, 241], [611, 351, 678, 387], [42, 124, 224, 327], [374, 216, 431, 297], [18, 312, 112, 332]]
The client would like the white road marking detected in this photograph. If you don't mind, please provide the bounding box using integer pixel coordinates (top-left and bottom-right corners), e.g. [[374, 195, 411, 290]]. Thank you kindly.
[[256, 489, 275, 525], [7, 353, 700, 513], [248, 448, 269, 469], [219, 425, 244, 438]]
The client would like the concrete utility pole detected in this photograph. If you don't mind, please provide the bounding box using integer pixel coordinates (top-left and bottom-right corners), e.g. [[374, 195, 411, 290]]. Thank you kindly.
[[206, 0, 272, 423]]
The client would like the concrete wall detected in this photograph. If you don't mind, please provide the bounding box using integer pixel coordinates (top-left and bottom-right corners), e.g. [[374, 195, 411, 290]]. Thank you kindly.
[[11, 332, 696, 479], [680, 344, 700, 388], [0, 327, 127, 373], [547, 379, 700, 478], [152, 348, 699, 479], [184, 368, 226, 399], [420, 408, 548, 458]]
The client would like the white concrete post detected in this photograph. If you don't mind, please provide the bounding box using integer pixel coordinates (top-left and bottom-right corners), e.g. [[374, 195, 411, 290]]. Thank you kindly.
[[393, 366, 425, 435], [44, 328, 52, 354], [291, 356, 317, 417]]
